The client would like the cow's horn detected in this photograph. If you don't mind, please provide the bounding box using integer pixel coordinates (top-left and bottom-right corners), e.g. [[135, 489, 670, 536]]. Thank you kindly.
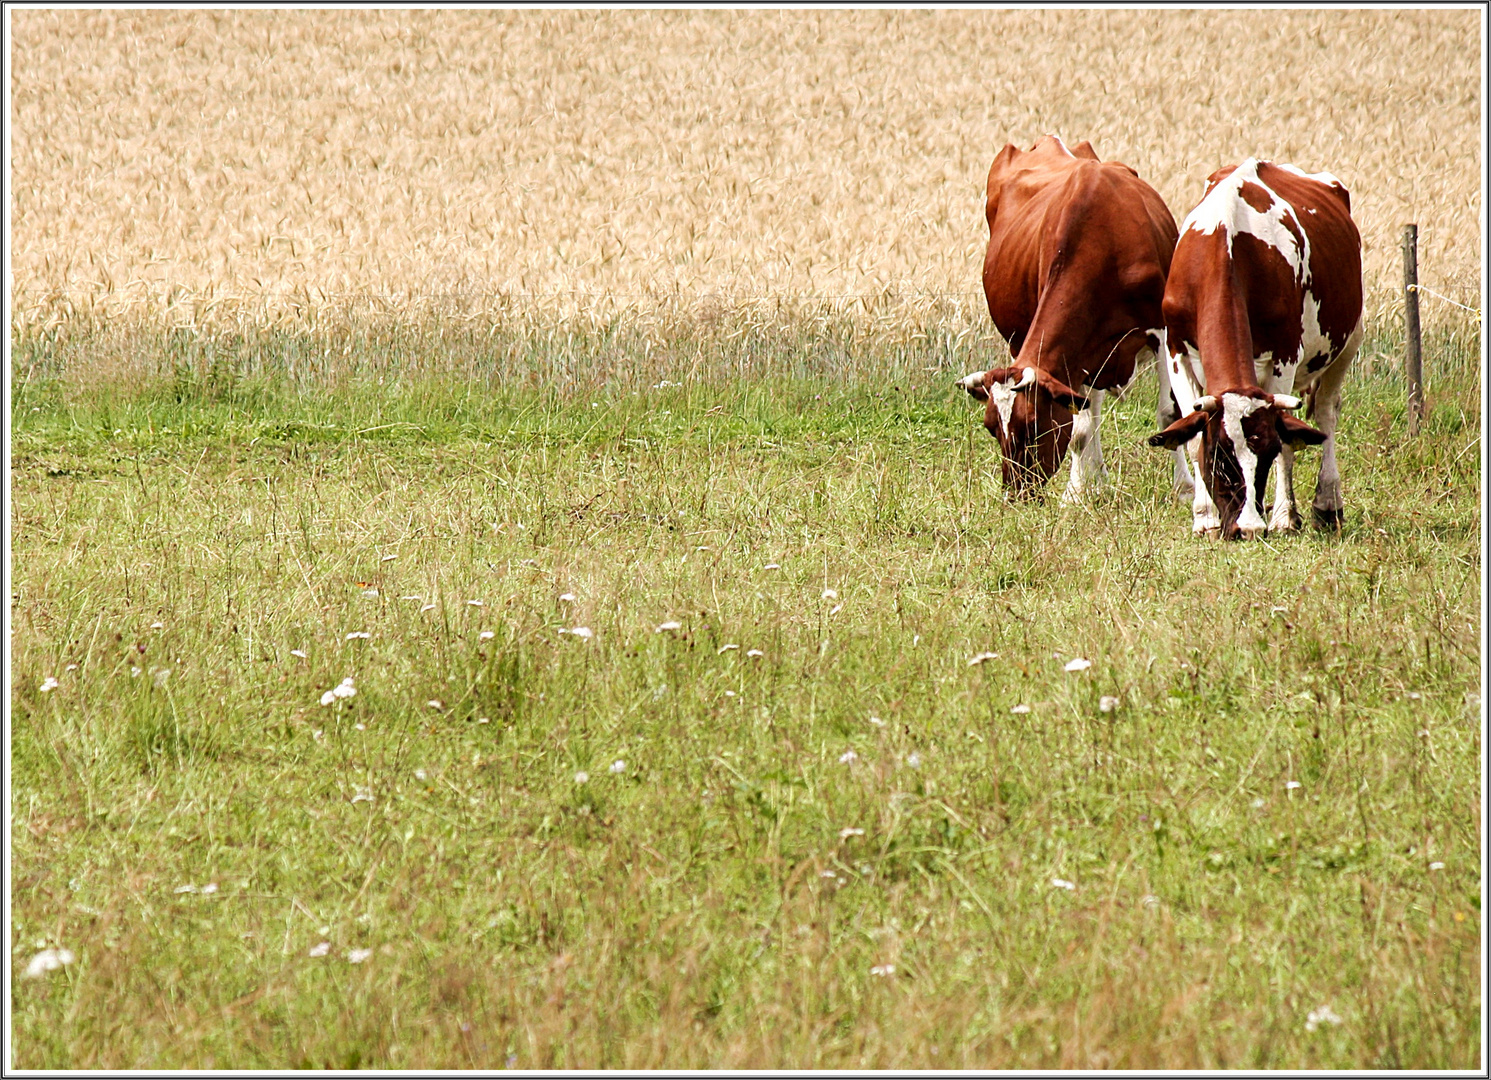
[[1193, 395, 1219, 412], [1271, 393, 1303, 410], [957, 371, 987, 391], [1008, 367, 1038, 389]]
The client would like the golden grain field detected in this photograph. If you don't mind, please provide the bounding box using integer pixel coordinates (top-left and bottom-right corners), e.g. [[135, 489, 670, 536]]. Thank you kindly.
[[9, 8, 1483, 330]]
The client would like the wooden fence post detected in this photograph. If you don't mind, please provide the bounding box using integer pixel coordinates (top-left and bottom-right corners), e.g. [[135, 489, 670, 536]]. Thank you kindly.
[[1402, 223, 1424, 436]]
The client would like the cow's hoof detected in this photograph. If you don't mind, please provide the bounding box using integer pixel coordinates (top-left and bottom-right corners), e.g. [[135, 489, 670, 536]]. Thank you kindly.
[[1313, 506, 1345, 531], [1268, 510, 1303, 533]]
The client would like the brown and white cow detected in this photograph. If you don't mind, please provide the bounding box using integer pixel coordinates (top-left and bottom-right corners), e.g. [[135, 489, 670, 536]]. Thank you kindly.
[[959, 135, 1178, 500], [1149, 159, 1363, 539]]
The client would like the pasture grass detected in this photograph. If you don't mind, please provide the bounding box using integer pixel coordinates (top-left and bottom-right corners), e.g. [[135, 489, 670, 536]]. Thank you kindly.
[[8, 313, 1482, 1069]]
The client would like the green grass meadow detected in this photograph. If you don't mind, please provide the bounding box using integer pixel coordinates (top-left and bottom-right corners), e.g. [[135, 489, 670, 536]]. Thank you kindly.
[[8, 311, 1483, 1068]]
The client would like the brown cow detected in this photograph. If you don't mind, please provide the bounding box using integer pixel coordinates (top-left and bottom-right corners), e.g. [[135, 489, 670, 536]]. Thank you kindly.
[[958, 135, 1178, 500], [1148, 159, 1363, 540]]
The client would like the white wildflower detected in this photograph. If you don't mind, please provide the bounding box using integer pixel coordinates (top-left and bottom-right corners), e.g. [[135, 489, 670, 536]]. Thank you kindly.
[[1141, 894, 1160, 909], [427, 700, 443, 710], [421, 604, 436, 612], [153, 668, 171, 688], [479, 630, 495, 640], [906, 752, 921, 768], [869, 716, 885, 727], [839, 827, 865, 839], [1305, 1005, 1343, 1032], [1051, 878, 1075, 891], [829, 604, 843, 616], [308, 941, 331, 957], [361, 588, 379, 598], [414, 769, 428, 781], [151, 621, 165, 629], [560, 626, 594, 639], [968, 652, 999, 666], [718, 643, 739, 654], [477, 717, 491, 724], [1064, 657, 1092, 672], [199, 883, 218, 895], [655, 621, 683, 633], [332, 677, 356, 699], [320, 690, 337, 706], [345, 631, 370, 640], [821, 589, 838, 600], [574, 771, 589, 784], [1011, 704, 1031, 715], [838, 750, 858, 764], [558, 593, 576, 603], [131, 666, 142, 677], [1285, 780, 1301, 790], [1429, 861, 1445, 871], [870, 964, 896, 977], [466, 600, 484, 607], [764, 563, 781, 570], [38, 677, 59, 693], [65, 663, 78, 672], [21, 948, 75, 979], [746, 649, 764, 658], [1099, 695, 1119, 712], [381, 554, 397, 562], [609, 760, 626, 774], [346, 948, 373, 964], [351, 788, 374, 804], [290, 649, 307, 659], [1252, 798, 1266, 809], [174, 884, 197, 894]]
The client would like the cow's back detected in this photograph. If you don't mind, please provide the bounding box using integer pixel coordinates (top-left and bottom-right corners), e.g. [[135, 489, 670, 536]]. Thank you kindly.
[[1168, 160, 1361, 383], [983, 137, 1177, 385]]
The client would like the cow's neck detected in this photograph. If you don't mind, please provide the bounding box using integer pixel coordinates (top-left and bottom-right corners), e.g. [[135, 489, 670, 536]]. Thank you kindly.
[[1191, 282, 1262, 394]]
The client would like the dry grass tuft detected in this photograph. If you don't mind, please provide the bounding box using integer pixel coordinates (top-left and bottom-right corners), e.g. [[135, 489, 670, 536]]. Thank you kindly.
[[10, 9, 1482, 333]]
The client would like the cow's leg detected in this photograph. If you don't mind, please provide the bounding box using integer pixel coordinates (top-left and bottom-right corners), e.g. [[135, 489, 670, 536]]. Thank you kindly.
[[1189, 437, 1221, 537], [1269, 445, 1302, 532], [1309, 342, 1357, 530], [1265, 369, 1302, 533], [1061, 390, 1105, 504], [1156, 344, 1195, 499]]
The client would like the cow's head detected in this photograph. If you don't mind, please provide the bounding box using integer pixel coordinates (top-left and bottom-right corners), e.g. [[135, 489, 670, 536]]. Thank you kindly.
[[1147, 388, 1327, 539], [958, 366, 1090, 497]]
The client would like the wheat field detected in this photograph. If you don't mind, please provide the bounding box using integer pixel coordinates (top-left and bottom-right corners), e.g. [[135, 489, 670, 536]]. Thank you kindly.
[[9, 8, 1483, 330]]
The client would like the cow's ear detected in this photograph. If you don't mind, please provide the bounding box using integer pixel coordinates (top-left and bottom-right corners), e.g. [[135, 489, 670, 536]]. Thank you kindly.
[[1148, 409, 1210, 450], [1033, 370, 1090, 412], [958, 371, 991, 402], [1277, 413, 1328, 449]]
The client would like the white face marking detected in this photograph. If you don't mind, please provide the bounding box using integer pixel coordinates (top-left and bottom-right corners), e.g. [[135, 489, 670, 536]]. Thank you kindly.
[[989, 381, 1019, 435], [1181, 159, 1311, 286], [1221, 392, 1270, 533]]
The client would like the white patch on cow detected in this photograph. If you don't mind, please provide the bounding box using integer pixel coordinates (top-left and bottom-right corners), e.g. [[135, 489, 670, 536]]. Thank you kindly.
[[988, 380, 1019, 435], [1274, 162, 1343, 189], [1221, 392, 1270, 537], [1182, 159, 1310, 286], [1297, 289, 1331, 368]]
